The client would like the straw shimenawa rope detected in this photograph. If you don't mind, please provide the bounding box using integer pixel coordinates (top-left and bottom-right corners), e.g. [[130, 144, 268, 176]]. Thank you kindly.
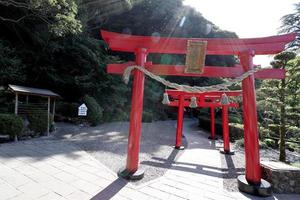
[[123, 65, 259, 93]]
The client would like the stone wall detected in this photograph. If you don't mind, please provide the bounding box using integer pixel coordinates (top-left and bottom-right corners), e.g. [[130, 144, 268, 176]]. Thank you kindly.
[[261, 161, 300, 194]]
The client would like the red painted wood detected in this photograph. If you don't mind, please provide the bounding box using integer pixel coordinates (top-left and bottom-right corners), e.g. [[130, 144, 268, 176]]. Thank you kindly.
[[222, 105, 230, 152], [175, 95, 184, 148], [240, 51, 261, 185], [166, 90, 242, 98], [126, 48, 148, 172], [101, 30, 295, 55], [210, 106, 216, 139], [107, 63, 285, 79], [167, 101, 239, 108]]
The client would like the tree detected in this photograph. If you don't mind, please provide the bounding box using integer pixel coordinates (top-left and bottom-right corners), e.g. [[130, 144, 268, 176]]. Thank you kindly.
[[0, 40, 26, 85], [257, 52, 300, 161], [280, 2, 300, 50], [0, 0, 82, 36]]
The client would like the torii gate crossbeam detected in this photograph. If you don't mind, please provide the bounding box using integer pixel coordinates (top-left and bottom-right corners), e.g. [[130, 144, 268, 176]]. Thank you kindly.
[[101, 30, 296, 196]]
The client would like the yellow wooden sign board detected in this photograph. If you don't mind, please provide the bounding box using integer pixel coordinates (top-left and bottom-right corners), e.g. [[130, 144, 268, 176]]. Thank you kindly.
[[185, 40, 207, 74]]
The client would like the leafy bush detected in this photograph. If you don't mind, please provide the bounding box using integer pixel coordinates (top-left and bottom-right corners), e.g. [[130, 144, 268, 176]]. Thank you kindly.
[[263, 138, 276, 148], [236, 139, 244, 147], [229, 114, 242, 123], [0, 114, 23, 140], [28, 111, 51, 135], [268, 124, 279, 135], [55, 102, 80, 118], [142, 111, 153, 123], [198, 116, 244, 141], [83, 95, 103, 126], [259, 140, 268, 149], [286, 142, 300, 152]]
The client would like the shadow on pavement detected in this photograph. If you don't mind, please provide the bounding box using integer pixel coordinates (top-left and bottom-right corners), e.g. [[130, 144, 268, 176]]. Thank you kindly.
[[91, 178, 128, 200]]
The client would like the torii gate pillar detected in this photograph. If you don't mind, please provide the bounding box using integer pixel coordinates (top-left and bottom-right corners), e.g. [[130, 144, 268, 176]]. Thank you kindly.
[[237, 51, 271, 196], [118, 48, 148, 180]]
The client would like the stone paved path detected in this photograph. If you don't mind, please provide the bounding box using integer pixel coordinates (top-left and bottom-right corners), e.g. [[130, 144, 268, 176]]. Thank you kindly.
[[0, 120, 299, 200]]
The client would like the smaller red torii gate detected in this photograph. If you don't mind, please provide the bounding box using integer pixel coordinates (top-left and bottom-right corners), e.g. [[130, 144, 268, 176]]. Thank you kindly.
[[101, 30, 295, 196], [165, 90, 241, 154]]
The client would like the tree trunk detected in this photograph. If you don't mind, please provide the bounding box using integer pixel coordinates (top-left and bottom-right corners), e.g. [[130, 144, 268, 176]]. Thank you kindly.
[[279, 78, 286, 162]]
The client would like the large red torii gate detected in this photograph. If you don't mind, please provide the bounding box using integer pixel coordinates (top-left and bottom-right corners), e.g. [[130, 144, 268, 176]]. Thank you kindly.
[[101, 30, 295, 196]]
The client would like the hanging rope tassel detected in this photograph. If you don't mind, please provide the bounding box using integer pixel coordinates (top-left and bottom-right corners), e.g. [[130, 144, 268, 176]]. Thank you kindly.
[[221, 93, 230, 105], [162, 92, 170, 105], [189, 96, 198, 108]]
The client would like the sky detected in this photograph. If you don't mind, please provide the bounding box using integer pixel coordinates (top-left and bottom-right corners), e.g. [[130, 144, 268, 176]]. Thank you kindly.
[[183, 0, 299, 67]]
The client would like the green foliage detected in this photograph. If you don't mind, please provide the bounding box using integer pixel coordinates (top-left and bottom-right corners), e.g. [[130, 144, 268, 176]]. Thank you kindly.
[[0, 0, 240, 127], [198, 115, 244, 142], [142, 111, 153, 123], [28, 111, 49, 135], [257, 52, 300, 162], [263, 138, 276, 148], [83, 95, 103, 126], [292, 162, 300, 168], [0, 40, 26, 85], [280, 3, 300, 49], [0, 114, 24, 140], [285, 142, 300, 152], [259, 140, 268, 149], [0, 0, 82, 37], [236, 139, 244, 147], [56, 102, 80, 118]]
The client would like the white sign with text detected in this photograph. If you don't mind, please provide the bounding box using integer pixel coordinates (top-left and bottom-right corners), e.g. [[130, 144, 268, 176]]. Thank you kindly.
[[78, 103, 88, 116]]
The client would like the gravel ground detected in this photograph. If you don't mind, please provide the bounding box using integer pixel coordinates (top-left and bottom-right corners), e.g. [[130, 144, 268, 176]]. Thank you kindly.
[[53, 120, 186, 185], [53, 121, 300, 190]]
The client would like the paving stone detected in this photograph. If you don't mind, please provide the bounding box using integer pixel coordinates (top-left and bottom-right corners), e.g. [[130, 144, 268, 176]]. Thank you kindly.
[[41, 179, 77, 196], [139, 186, 171, 200], [25, 171, 57, 183], [0, 121, 299, 200], [2, 159, 26, 169], [38, 192, 67, 200], [74, 170, 100, 181], [70, 179, 102, 195], [53, 171, 79, 183], [66, 190, 92, 200], [15, 182, 50, 199], [0, 183, 22, 200], [118, 187, 152, 200], [35, 164, 62, 175], [149, 183, 189, 199]]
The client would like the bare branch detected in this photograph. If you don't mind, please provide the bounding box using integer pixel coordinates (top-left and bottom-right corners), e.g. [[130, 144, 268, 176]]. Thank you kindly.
[[0, 15, 28, 23], [0, 0, 31, 10]]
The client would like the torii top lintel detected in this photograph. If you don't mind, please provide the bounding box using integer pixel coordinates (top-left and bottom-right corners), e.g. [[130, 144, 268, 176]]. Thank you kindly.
[[101, 30, 296, 55]]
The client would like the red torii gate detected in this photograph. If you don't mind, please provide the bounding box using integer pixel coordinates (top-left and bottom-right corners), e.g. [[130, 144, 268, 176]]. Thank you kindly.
[[101, 30, 295, 196], [165, 89, 242, 154]]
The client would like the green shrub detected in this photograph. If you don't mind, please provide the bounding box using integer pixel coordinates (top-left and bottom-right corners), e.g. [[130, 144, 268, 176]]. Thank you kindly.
[[259, 140, 268, 149], [55, 102, 80, 118], [0, 114, 23, 140], [292, 162, 300, 169], [229, 114, 242, 123], [236, 139, 244, 147], [229, 123, 244, 141], [198, 116, 244, 142], [286, 142, 300, 152], [263, 138, 276, 148], [142, 111, 153, 122], [83, 95, 103, 126], [268, 124, 279, 135], [28, 111, 50, 135]]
